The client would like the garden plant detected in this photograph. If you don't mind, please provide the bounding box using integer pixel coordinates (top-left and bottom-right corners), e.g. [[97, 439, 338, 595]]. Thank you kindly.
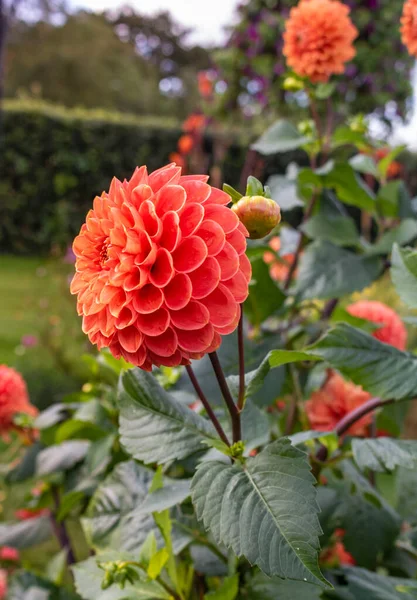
[[3, 0, 417, 598]]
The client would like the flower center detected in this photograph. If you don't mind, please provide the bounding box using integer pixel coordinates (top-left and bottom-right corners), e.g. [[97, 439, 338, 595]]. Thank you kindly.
[[100, 241, 110, 266]]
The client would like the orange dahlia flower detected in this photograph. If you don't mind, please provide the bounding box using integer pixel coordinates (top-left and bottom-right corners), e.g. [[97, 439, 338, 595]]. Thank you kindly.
[[182, 113, 206, 133], [401, 0, 417, 57], [168, 152, 186, 170], [283, 0, 358, 83], [198, 71, 214, 98], [305, 371, 372, 436], [0, 366, 37, 434], [347, 301, 407, 351], [178, 135, 194, 155], [263, 237, 297, 283], [71, 163, 251, 370], [374, 148, 403, 180]]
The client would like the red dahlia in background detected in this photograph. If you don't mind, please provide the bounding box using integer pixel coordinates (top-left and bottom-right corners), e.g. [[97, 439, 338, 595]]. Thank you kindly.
[[71, 163, 251, 370], [347, 300, 407, 350], [0, 365, 37, 435]]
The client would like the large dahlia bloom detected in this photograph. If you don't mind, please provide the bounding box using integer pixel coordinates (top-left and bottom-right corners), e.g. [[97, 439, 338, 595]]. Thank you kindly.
[[0, 366, 37, 434], [305, 371, 372, 436], [71, 164, 251, 370], [283, 0, 358, 83], [401, 0, 417, 57], [347, 301, 407, 351]]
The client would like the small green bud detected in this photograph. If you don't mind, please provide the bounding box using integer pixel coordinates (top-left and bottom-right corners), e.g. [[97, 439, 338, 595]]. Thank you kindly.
[[230, 441, 245, 459], [348, 114, 367, 134], [232, 196, 281, 240], [283, 76, 305, 92], [298, 119, 315, 137]]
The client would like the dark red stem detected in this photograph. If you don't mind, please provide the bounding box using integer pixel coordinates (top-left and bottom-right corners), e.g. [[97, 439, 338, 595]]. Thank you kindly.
[[186, 364, 231, 447], [237, 309, 245, 412], [209, 352, 241, 443], [51, 488, 76, 566]]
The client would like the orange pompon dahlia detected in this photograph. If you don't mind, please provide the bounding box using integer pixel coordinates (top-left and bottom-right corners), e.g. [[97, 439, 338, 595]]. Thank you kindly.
[[283, 0, 358, 83], [71, 163, 251, 370], [305, 371, 372, 436], [374, 148, 403, 179], [182, 113, 206, 133], [347, 300, 407, 351], [401, 0, 417, 57], [168, 152, 186, 170], [263, 237, 297, 283], [178, 135, 194, 155], [0, 366, 37, 434]]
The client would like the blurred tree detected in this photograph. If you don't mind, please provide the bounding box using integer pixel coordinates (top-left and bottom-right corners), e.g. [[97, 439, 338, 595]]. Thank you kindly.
[[213, 0, 413, 121]]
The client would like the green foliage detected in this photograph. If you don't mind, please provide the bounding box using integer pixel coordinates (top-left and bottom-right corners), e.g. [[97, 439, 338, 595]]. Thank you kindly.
[[191, 439, 329, 586], [251, 119, 312, 155], [391, 244, 417, 309], [352, 438, 417, 473], [248, 573, 323, 600]]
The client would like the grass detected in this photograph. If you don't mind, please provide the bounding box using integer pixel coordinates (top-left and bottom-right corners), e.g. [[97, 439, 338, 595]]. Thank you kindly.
[[0, 254, 91, 408]]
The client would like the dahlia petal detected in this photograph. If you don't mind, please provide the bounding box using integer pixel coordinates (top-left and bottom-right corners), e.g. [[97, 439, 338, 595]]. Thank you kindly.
[[206, 188, 231, 206], [127, 166, 148, 193], [110, 227, 127, 248], [148, 164, 181, 193], [172, 236, 208, 273], [176, 323, 215, 353], [239, 253, 252, 283], [131, 184, 153, 208], [222, 270, 249, 303], [226, 228, 247, 255], [100, 285, 123, 304], [215, 305, 241, 335], [110, 206, 134, 229], [97, 307, 116, 337], [118, 326, 143, 353], [216, 241, 240, 280], [82, 313, 99, 335], [136, 307, 170, 336], [123, 268, 144, 292], [132, 284, 164, 314], [70, 273, 86, 295], [159, 212, 181, 252], [149, 248, 175, 287], [170, 300, 210, 331], [188, 257, 221, 299], [194, 220, 226, 256], [204, 204, 239, 234], [179, 203, 205, 237], [148, 350, 183, 368], [108, 289, 128, 318], [139, 201, 162, 239], [145, 327, 178, 357], [163, 273, 192, 310], [179, 174, 209, 183], [114, 306, 136, 329], [89, 331, 114, 351], [154, 185, 186, 216], [200, 284, 239, 328], [180, 180, 211, 204]]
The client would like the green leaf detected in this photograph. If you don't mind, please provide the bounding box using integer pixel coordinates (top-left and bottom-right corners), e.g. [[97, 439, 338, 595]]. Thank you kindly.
[[46, 549, 68, 585], [222, 184, 242, 204], [367, 220, 417, 256], [269, 349, 320, 367], [147, 547, 169, 580], [205, 575, 239, 600], [6, 442, 43, 483], [251, 119, 311, 155], [246, 176, 264, 197], [352, 438, 417, 472], [72, 553, 171, 600], [0, 516, 53, 549], [36, 441, 90, 476], [240, 399, 270, 451], [310, 323, 416, 400], [349, 154, 379, 177], [118, 368, 217, 464], [82, 460, 157, 554], [191, 439, 329, 587], [248, 572, 323, 600], [344, 567, 417, 599], [57, 490, 86, 521], [391, 244, 417, 308], [295, 242, 381, 300], [328, 462, 400, 568], [377, 181, 401, 218], [322, 162, 375, 211], [8, 571, 79, 600], [301, 214, 360, 247], [266, 175, 304, 210], [34, 404, 74, 429], [244, 257, 286, 325], [315, 82, 335, 99], [332, 126, 366, 148], [135, 480, 191, 516]]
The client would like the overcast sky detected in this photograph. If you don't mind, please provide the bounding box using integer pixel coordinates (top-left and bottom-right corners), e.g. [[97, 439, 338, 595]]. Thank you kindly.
[[71, 0, 241, 45]]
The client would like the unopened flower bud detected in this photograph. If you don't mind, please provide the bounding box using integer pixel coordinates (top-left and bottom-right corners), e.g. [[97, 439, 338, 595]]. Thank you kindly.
[[298, 119, 315, 137], [283, 76, 305, 92], [232, 196, 281, 240]]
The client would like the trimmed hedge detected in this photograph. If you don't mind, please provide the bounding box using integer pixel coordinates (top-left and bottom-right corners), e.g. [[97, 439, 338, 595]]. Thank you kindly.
[[0, 101, 247, 254]]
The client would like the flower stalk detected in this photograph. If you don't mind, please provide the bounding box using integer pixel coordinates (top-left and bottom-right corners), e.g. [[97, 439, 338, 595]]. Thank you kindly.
[[209, 352, 241, 443]]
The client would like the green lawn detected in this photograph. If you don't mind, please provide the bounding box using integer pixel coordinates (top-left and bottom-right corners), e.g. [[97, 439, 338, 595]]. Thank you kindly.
[[0, 255, 91, 408]]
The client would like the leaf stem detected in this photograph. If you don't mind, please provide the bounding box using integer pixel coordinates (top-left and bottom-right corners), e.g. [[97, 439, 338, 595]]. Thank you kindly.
[[209, 352, 241, 443], [321, 298, 339, 320], [185, 364, 231, 447], [51, 487, 76, 566], [237, 309, 246, 412], [284, 364, 302, 435], [315, 396, 395, 465], [126, 561, 181, 600]]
